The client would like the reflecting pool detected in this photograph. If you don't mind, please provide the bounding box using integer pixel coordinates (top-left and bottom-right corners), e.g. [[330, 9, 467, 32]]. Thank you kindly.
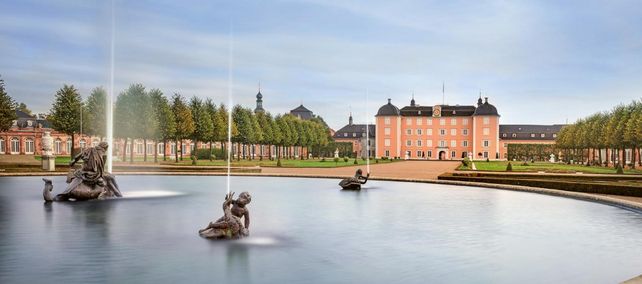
[[1, 176, 641, 283]]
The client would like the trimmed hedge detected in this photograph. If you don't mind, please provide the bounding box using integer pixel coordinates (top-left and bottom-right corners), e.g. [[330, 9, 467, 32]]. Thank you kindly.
[[438, 174, 642, 197]]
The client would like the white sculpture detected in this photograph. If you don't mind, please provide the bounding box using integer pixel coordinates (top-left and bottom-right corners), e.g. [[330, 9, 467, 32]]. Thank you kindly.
[[549, 154, 555, 163], [41, 132, 55, 171]]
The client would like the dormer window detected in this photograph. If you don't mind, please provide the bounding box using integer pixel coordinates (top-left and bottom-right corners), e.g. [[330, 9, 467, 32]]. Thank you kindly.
[[27, 120, 33, 127], [541, 133, 545, 138], [12, 120, 17, 126], [512, 133, 517, 138], [502, 133, 507, 137], [553, 134, 557, 138], [344, 133, 347, 137], [530, 133, 535, 138], [352, 133, 356, 137]]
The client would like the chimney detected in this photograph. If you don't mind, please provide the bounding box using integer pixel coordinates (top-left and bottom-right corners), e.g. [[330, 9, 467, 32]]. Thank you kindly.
[[484, 97, 488, 104]]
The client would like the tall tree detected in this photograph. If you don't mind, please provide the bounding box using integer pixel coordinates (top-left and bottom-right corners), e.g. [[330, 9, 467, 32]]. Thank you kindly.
[[17, 102, 32, 115], [190, 97, 213, 161], [204, 99, 222, 160], [128, 84, 157, 162], [0, 76, 17, 132], [84, 87, 107, 138], [150, 89, 175, 162], [49, 84, 83, 158], [114, 88, 134, 162], [171, 93, 194, 162]]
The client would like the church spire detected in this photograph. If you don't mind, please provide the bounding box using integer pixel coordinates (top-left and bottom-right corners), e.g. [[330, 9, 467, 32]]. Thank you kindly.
[[410, 92, 416, 107], [254, 84, 264, 113]]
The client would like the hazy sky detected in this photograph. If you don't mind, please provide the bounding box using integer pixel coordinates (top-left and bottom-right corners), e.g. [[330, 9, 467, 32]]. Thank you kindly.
[[1, 0, 641, 130]]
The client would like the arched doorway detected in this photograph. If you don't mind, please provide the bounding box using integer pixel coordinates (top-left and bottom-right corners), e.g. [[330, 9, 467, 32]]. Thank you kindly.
[[438, 151, 446, 160]]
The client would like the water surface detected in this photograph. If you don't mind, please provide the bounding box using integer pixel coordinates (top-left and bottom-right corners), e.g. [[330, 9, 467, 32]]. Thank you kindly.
[[1, 176, 641, 283]]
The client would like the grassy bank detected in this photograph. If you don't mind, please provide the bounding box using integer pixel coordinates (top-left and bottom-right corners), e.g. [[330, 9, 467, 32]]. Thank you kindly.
[[33, 156, 392, 168], [459, 161, 642, 175]]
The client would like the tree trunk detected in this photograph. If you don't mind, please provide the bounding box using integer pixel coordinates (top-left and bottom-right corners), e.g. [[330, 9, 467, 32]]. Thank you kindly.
[[209, 141, 213, 161], [129, 139, 134, 163], [598, 148, 602, 166], [175, 139, 179, 162], [237, 142, 241, 161], [143, 138, 148, 162], [631, 147, 636, 169], [154, 140, 158, 163], [163, 139, 167, 161], [71, 133, 76, 159]]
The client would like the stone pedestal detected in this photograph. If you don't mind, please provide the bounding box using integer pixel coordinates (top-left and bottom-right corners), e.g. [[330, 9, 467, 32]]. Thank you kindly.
[[42, 155, 55, 171]]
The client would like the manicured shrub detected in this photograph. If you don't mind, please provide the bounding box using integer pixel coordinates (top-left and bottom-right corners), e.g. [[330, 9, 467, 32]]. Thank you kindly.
[[616, 164, 624, 174], [334, 157, 339, 165], [461, 158, 470, 167], [353, 159, 358, 165], [506, 162, 513, 172], [321, 158, 326, 162], [486, 158, 490, 162], [375, 159, 379, 164], [276, 159, 282, 167], [382, 157, 389, 160], [344, 157, 349, 163]]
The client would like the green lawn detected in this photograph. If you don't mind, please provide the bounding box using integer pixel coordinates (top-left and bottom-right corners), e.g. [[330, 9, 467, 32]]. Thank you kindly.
[[160, 158, 393, 168], [33, 155, 392, 168], [459, 161, 642, 175]]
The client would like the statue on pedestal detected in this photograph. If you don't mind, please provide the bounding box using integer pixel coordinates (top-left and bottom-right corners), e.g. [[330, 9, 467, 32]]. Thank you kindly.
[[41, 132, 55, 171], [199, 191, 252, 239], [42, 142, 122, 201], [339, 169, 369, 190]]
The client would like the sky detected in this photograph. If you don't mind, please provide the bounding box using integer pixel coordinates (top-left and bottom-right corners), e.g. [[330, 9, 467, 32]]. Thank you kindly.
[[1, 0, 641, 130]]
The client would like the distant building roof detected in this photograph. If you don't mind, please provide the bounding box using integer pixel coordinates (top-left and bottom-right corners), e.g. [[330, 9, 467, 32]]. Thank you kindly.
[[333, 124, 375, 139], [499, 124, 565, 140], [290, 104, 313, 120], [376, 99, 401, 116], [473, 97, 499, 116]]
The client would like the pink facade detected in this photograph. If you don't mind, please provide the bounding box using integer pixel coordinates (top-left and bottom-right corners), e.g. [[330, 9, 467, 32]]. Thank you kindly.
[[375, 97, 501, 160]]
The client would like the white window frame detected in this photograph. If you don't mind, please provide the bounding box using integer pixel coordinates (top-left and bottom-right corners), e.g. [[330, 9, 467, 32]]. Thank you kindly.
[[11, 137, 19, 154], [450, 129, 456, 136], [25, 138, 34, 154], [384, 117, 391, 125]]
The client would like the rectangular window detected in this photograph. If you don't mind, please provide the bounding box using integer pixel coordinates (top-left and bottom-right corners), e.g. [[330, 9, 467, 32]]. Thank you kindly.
[[427, 150, 432, 158], [450, 129, 456, 136], [427, 140, 433, 147], [416, 118, 422, 125], [384, 127, 391, 135], [170, 143, 176, 155], [440, 118, 446, 126], [406, 129, 412, 135], [440, 129, 446, 136], [439, 140, 446, 147], [384, 139, 391, 146], [385, 150, 390, 157], [147, 144, 154, 154], [158, 143, 165, 155], [406, 119, 412, 126], [451, 118, 457, 125], [417, 129, 423, 135], [462, 129, 469, 136], [451, 151, 456, 158], [384, 117, 391, 125], [483, 151, 489, 158], [463, 118, 469, 125], [483, 128, 490, 135], [462, 140, 468, 147], [417, 151, 423, 158], [450, 140, 456, 147], [483, 117, 490, 125], [406, 140, 412, 146], [427, 129, 433, 136], [483, 140, 489, 147], [417, 140, 422, 147], [427, 119, 433, 126]]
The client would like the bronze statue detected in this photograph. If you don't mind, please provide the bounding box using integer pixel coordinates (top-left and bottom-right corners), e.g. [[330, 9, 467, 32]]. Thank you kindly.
[[339, 169, 369, 190], [42, 142, 122, 201], [199, 191, 251, 239], [43, 178, 54, 202]]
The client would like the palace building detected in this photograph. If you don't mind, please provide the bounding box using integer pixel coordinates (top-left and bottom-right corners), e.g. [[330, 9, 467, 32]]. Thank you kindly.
[[375, 96, 561, 161], [333, 113, 375, 159]]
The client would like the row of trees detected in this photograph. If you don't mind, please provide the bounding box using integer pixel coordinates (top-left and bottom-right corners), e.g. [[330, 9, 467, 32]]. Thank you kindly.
[[507, 144, 556, 162], [556, 100, 642, 168], [45, 83, 333, 162]]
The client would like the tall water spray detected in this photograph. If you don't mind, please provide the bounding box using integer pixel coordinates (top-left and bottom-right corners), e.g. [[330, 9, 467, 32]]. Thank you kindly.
[[226, 25, 234, 194], [366, 90, 370, 174], [106, 0, 115, 173]]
